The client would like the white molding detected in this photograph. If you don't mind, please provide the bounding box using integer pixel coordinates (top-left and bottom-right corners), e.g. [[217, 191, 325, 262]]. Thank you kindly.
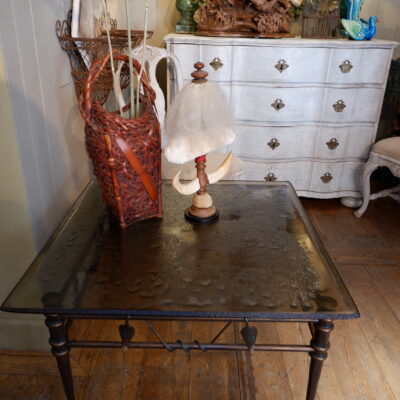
[[165, 34, 399, 49]]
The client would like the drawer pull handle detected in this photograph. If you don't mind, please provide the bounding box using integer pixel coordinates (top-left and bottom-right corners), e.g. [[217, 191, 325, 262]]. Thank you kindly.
[[321, 172, 333, 184], [272, 99, 285, 111], [340, 60, 353, 73], [275, 59, 289, 73], [210, 57, 223, 71], [268, 138, 280, 150], [333, 100, 346, 112], [264, 173, 277, 182], [326, 138, 339, 150]]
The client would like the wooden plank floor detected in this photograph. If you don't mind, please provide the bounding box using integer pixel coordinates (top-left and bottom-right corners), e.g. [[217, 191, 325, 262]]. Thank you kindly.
[[1, 195, 399, 400]]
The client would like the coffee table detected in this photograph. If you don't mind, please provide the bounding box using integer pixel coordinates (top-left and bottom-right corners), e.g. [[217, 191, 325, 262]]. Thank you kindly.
[[1, 181, 359, 399]]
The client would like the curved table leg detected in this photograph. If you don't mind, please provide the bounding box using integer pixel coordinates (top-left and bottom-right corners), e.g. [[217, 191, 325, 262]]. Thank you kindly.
[[45, 314, 75, 400], [306, 319, 334, 400], [354, 161, 379, 218]]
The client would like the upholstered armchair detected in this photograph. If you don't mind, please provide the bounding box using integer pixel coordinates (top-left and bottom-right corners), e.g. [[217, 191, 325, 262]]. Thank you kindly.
[[354, 137, 400, 217]]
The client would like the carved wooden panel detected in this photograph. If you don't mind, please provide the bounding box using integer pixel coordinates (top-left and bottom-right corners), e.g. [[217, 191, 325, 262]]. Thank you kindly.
[[196, 0, 291, 36]]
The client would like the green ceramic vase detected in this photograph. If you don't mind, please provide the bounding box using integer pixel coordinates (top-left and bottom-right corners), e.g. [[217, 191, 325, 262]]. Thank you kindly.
[[176, 0, 197, 33]]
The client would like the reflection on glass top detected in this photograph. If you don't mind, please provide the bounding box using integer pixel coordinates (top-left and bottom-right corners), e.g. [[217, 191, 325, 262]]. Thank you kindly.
[[1, 181, 359, 319]]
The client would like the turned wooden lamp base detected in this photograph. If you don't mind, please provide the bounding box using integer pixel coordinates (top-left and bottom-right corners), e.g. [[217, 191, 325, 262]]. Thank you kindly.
[[184, 156, 220, 223], [185, 207, 219, 223], [185, 192, 219, 223]]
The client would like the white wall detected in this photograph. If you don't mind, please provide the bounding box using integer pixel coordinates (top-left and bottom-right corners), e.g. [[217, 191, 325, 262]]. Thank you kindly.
[[361, 0, 400, 57], [0, 0, 91, 350], [107, 0, 179, 47], [0, 39, 47, 350], [0, 1, 91, 250]]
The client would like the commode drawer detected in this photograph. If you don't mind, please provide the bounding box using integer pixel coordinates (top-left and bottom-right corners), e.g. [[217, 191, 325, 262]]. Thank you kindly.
[[327, 48, 392, 85], [322, 87, 382, 123], [309, 161, 364, 193], [231, 125, 375, 161], [239, 160, 313, 189], [232, 86, 323, 123], [316, 126, 374, 160], [231, 46, 330, 83], [238, 160, 363, 194], [230, 126, 318, 160], [169, 43, 232, 81], [231, 86, 383, 124]]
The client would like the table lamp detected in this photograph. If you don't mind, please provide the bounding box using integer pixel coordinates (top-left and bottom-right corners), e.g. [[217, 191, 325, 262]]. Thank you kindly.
[[164, 62, 235, 222]]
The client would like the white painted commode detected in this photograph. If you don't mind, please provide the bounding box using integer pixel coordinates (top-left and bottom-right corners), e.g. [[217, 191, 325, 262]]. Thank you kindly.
[[164, 34, 398, 205]]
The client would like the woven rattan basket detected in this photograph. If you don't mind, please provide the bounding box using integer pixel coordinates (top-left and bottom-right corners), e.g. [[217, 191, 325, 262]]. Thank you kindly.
[[56, 18, 152, 104], [80, 53, 162, 228]]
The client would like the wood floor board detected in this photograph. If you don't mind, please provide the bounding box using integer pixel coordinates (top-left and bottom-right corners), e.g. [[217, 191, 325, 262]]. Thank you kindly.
[[302, 198, 350, 218], [81, 319, 148, 400], [276, 322, 345, 400], [136, 320, 192, 400], [208, 322, 240, 400], [303, 197, 400, 266], [69, 319, 103, 377], [0, 373, 55, 400], [276, 322, 311, 400], [49, 376, 89, 400], [366, 264, 400, 321], [0, 349, 86, 377], [188, 320, 240, 400], [236, 322, 293, 400], [327, 318, 396, 400], [336, 264, 400, 398], [188, 321, 213, 400]]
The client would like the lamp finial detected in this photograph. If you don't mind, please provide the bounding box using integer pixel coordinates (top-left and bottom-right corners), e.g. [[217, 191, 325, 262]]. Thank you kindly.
[[191, 62, 208, 84]]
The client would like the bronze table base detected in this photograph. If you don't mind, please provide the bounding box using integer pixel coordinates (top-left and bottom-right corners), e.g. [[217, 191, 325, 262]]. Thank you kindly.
[[45, 314, 334, 400]]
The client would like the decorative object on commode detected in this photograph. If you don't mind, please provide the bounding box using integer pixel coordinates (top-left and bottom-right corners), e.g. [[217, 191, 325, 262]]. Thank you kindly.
[[354, 137, 400, 217], [56, 12, 152, 104], [164, 62, 235, 222], [341, 0, 376, 41], [288, 0, 304, 20], [79, 53, 162, 228], [196, 0, 291, 37], [165, 34, 398, 207], [176, 0, 198, 33], [301, 0, 342, 38]]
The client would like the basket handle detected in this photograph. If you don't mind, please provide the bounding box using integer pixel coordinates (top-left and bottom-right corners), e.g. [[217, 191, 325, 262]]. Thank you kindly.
[[80, 52, 156, 121], [115, 136, 157, 201]]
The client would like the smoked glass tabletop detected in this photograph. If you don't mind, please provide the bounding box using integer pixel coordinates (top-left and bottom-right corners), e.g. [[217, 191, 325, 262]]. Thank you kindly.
[[1, 181, 359, 320]]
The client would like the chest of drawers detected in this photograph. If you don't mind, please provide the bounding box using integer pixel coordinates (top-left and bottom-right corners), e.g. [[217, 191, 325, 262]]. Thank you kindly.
[[165, 34, 397, 205]]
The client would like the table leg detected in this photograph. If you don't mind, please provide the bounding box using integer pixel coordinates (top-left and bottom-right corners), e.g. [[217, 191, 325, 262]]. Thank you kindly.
[[45, 314, 75, 400], [306, 319, 334, 400]]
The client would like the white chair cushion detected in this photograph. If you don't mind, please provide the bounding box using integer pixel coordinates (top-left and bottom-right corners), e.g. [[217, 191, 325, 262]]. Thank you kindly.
[[372, 137, 400, 161]]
